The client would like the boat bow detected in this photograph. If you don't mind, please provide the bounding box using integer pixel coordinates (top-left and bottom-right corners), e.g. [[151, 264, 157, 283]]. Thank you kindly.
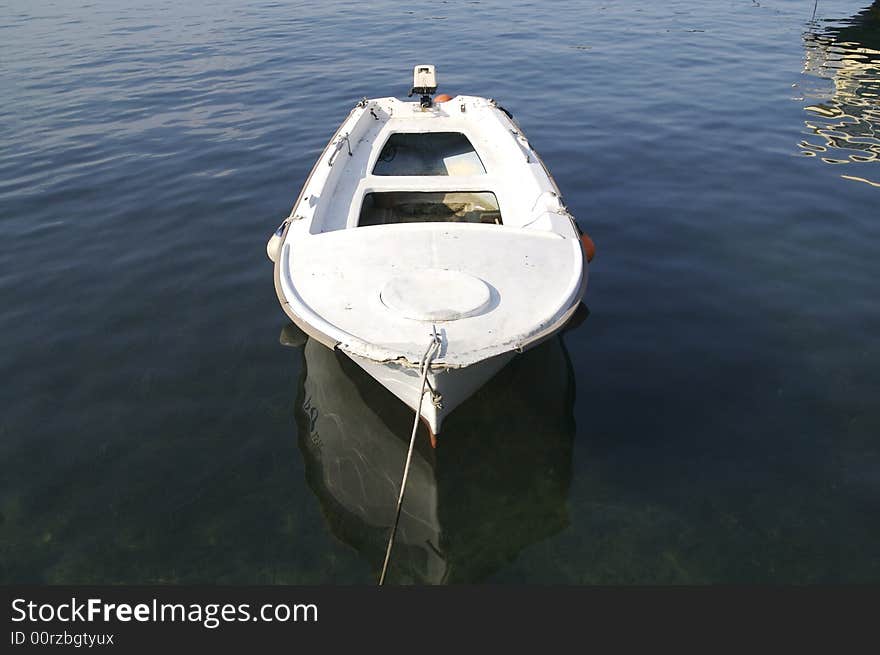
[[277, 221, 585, 367]]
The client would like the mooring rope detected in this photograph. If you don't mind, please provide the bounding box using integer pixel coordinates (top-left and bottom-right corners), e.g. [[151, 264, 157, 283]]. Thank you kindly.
[[378, 326, 442, 586]]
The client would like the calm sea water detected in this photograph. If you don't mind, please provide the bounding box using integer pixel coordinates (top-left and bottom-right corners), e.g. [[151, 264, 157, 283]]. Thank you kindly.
[[2, 0, 878, 583]]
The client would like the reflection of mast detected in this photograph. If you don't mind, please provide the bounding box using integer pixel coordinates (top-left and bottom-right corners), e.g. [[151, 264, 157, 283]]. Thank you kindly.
[[293, 332, 576, 584], [799, 2, 880, 185]]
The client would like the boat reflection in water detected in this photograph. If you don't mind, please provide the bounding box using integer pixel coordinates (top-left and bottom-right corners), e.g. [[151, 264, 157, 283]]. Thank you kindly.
[[799, 1, 880, 186], [284, 316, 580, 584]]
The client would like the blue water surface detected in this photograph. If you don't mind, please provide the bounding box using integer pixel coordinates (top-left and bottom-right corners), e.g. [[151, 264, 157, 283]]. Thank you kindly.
[[1, 0, 878, 583]]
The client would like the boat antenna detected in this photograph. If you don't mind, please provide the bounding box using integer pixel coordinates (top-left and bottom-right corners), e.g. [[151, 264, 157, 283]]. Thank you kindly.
[[378, 325, 442, 585], [408, 64, 438, 109]]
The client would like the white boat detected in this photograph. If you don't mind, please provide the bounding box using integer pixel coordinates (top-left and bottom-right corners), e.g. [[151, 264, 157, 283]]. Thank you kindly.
[[269, 65, 592, 436]]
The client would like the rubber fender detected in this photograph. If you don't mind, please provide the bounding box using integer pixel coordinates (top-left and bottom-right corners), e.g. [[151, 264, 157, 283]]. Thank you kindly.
[[580, 232, 596, 263]]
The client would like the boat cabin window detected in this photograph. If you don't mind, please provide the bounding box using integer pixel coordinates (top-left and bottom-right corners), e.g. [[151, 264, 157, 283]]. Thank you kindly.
[[372, 132, 486, 176], [358, 191, 502, 226]]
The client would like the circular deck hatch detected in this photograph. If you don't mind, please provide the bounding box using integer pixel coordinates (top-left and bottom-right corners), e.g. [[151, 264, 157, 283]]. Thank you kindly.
[[380, 269, 492, 321]]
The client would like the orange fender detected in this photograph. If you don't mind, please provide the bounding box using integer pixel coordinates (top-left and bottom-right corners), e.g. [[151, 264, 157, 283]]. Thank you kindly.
[[580, 232, 596, 263]]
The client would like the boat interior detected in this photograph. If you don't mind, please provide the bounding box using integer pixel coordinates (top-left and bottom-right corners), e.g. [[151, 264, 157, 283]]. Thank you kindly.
[[358, 191, 502, 226], [371, 132, 486, 177], [306, 97, 575, 237]]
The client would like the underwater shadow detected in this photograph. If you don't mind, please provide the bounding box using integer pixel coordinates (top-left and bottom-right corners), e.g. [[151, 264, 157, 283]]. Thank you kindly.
[[287, 323, 580, 584]]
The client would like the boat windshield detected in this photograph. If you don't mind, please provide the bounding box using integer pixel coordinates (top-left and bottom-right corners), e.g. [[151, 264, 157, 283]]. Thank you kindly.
[[372, 132, 486, 176], [358, 191, 501, 226]]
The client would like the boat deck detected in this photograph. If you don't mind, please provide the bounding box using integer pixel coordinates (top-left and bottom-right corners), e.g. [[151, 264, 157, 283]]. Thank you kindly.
[[280, 221, 584, 366]]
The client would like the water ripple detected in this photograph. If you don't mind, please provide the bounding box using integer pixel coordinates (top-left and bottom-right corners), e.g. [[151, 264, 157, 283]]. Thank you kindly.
[[799, 3, 880, 185]]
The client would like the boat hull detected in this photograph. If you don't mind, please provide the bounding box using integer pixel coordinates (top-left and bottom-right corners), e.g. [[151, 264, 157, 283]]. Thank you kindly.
[[344, 350, 516, 435]]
